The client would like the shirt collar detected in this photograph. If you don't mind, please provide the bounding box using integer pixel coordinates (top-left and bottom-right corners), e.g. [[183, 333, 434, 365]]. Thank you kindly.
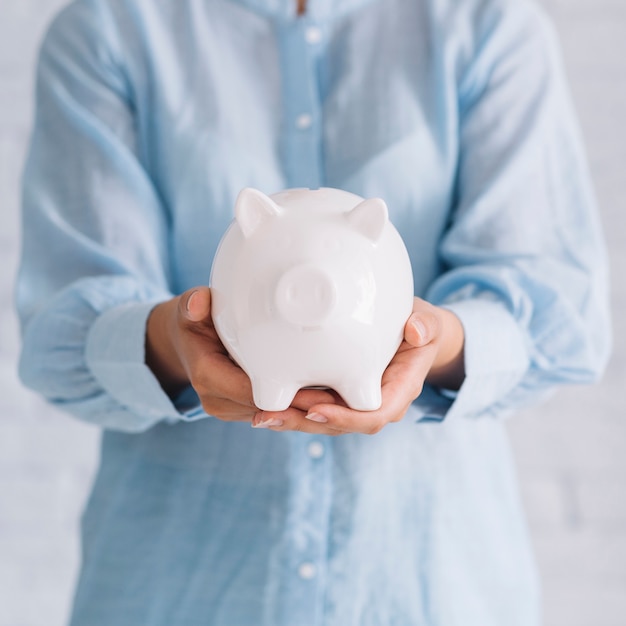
[[226, 0, 378, 22]]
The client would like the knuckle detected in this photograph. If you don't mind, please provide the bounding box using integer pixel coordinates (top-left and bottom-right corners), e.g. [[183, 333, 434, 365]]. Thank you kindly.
[[427, 310, 443, 336], [197, 390, 224, 417], [391, 406, 409, 423], [189, 371, 209, 396], [366, 419, 385, 435], [200, 398, 220, 416]]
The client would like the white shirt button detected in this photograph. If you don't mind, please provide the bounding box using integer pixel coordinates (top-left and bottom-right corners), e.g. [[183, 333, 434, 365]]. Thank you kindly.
[[305, 26, 322, 45], [298, 562, 317, 580], [295, 113, 313, 130], [308, 441, 324, 459]]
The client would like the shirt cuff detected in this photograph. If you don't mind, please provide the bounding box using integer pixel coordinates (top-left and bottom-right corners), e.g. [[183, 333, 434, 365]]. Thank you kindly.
[[436, 298, 530, 419], [85, 301, 205, 426]]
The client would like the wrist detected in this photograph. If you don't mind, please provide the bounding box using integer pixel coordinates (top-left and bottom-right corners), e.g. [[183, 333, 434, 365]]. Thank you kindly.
[[427, 307, 465, 390]]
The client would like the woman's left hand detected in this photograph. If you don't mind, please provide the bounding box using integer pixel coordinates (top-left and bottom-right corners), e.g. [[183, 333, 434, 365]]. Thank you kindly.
[[251, 297, 465, 435]]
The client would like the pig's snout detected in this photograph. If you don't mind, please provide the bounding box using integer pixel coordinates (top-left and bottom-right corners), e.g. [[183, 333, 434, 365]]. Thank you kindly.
[[275, 265, 337, 328]]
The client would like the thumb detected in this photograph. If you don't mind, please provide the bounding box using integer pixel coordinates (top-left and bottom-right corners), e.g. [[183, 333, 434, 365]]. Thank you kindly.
[[179, 287, 212, 323], [404, 311, 439, 348]]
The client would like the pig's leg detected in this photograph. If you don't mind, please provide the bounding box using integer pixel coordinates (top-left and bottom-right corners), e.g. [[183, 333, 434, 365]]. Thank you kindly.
[[251, 377, 299, 413], [336, 378, 382, 412]]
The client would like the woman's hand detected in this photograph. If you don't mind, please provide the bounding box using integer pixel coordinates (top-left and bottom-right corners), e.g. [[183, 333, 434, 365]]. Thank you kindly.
[[251, 297, 465, 434], [146, 287, 334, 422]]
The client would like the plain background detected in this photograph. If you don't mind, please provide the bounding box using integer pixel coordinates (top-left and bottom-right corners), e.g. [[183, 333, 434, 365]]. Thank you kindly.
[[0, 1, 624, 625]]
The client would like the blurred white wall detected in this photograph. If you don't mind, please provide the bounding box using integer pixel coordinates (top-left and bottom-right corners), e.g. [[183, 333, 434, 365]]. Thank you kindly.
[[0, 1, 623, 625]]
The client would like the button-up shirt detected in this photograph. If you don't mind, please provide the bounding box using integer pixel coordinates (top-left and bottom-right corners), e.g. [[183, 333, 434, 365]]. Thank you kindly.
[[16, 0, 610, 624]]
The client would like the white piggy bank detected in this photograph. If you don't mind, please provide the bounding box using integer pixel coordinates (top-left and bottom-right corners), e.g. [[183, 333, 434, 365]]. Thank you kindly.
[[209, 187, 414, 412]]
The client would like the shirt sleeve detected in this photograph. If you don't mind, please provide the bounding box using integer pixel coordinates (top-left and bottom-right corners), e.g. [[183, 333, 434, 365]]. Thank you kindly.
[[16, 2, 204, 432], [422, 1, 611, 420]]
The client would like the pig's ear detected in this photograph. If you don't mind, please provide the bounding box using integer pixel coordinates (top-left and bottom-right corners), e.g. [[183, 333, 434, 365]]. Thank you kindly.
[[235, 188, 282, 238], [346, 197, 388, 243]]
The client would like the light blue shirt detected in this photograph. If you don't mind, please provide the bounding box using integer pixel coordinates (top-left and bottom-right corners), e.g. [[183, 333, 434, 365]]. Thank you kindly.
[[17, 0, 610, 624]]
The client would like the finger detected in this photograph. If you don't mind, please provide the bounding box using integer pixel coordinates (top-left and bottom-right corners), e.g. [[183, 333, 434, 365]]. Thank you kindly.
[[179, 287, 212, 323], [174, 287, 254, 407], [193, 350, 256, 408], [204, 396, 258, 422], [304, 345, 437, 434], [251, 408, 345, 435], [250, 388, 341, 434], [290, 387, 339, 411], [302, 391, 403, 435], [404, 309, 441, 348]]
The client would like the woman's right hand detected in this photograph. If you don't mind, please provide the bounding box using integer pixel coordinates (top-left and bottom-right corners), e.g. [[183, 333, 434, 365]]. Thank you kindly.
[[146, 287, 334, 422], [146, 287, 258, 421]]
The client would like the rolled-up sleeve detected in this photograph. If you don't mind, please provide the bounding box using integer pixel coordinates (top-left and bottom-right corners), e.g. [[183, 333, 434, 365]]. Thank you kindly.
[[16, 2, 201, 432], [425, 2, 611, 420]]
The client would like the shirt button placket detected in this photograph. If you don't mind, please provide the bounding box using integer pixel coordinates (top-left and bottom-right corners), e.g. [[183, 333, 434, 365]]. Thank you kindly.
[[277, 19, 324, 189], [275, 18, 330, 625], [278, 434, 332, 626]]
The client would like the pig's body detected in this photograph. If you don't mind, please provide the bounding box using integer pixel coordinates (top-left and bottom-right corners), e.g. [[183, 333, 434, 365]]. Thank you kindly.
[[210, 187, 414, 411]]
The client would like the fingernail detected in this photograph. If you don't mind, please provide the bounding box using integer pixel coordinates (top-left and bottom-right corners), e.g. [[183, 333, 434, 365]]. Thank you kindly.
[[185, 290, 199, 312], [252, 417, 284, 429], [305, 412, 328, 423], [411, 317, 427, 342]]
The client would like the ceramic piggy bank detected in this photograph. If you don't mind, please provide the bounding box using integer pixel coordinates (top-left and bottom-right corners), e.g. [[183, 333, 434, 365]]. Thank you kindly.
[[209, 187, 414, 412]]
